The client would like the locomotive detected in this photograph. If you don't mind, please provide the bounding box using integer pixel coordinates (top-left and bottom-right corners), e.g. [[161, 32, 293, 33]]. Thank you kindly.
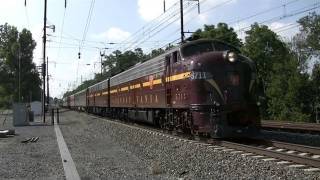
[[64, 39, 260, 138]]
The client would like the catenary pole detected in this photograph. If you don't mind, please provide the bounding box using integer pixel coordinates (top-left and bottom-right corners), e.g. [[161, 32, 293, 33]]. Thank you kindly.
[[180, 0, 184, 42], [42, 0, 47, 123], [47, 57, 49, 106]]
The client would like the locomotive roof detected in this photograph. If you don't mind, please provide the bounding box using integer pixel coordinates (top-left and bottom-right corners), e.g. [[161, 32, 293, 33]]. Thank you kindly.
[[70, 39, 241, 96], [181, 39, 241, 53], [87, 45, 180, 91]]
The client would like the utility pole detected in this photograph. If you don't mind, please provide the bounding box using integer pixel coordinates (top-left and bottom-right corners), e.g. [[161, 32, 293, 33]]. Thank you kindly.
[[42, 0, 47, 123], [18, 45, 21, 103], [177, 0, 199, 43], [47, 57, 49, 106], [100, 51, 103, 75], [99, 48, 108, 75], [180, 0, 184, 42]]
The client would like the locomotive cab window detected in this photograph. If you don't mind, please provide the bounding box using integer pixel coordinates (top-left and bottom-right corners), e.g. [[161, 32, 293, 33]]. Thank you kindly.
[[181, 40, 241, 58], [181, 42, 213, 58], [213, 41, 240, 53]]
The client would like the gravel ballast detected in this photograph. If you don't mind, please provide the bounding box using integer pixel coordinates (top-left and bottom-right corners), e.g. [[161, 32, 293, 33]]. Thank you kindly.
[[59, 110, 320, 179]]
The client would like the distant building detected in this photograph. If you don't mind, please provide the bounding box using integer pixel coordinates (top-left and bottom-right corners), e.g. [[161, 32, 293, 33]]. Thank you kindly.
[[30, 101, 42, 116]]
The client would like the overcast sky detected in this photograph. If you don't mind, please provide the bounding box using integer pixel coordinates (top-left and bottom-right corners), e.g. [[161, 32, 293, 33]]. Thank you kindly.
[[0, 0, 318, 98]]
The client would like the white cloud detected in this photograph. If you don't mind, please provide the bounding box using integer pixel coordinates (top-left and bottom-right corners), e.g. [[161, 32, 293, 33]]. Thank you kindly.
[[92, 27, 131, 42], [137, 0, 176, 21]]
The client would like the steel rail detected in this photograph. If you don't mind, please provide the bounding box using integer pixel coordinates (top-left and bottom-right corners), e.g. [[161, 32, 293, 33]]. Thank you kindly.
[[216, 141, 320, 168], [266, 140, 320, 155], [261, 121, 320, 133]]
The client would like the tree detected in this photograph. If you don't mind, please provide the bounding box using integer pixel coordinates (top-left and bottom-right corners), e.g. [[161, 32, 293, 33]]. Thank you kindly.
[[243, 24, 290, 91], [311, 63, 320, 121], [188, 23, 243, 48], [0, 23, 41, 107], [243, 23, 309, 121], [297, 12, 320, 54], [296, 12, 320, 122]]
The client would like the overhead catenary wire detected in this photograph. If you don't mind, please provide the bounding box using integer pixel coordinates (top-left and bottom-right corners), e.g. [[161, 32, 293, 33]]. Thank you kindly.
[[166, 0, 318, 44], [167, 0, 303, 40], [24, 2, 31, 30], [118, 2, 186, 51], [228, 0, 301, 24], [56, 6, 67, 61], [77, 0, 96, 85], [148, 1, 319, 55], [123, 1, 197, 52], [114, 0, 181, 51], [80, 0, 96, 51]]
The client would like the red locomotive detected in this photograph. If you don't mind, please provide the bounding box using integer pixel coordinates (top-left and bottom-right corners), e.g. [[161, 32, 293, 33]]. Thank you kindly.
[[64, 39, 260, 138]]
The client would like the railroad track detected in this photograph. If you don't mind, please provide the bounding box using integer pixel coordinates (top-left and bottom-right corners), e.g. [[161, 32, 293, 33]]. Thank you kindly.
[[210, 139, 320, 170], [261, 120, 320, 134], [84, 112, 320, 171]]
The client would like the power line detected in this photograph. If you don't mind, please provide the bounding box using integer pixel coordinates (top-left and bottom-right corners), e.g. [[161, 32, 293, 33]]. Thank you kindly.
[[200, 0, 234, 15], [118, 1, 184, 51], [80, 0, 96, 51], [149, 1, 319, 54], [228, 0, 301, 24], [115, 0, 181, 50], [56, 6, 67, 61], [123, 1, 197, 52], [24, 2, 31, 30]]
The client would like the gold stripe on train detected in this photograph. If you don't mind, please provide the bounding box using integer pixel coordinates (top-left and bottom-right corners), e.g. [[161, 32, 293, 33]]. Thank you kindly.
[[96, 72, 191, 95]]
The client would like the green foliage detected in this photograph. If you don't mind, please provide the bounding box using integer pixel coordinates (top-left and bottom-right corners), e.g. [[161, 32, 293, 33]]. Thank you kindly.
[[297, 12, 320, 53], [294, 12, 320, 121], [266, 54, 310, 121], [311, 63, 320, 115], [243, 23, 310, 121], [0, 23, 41, 108], [188, 23, 243, 48]]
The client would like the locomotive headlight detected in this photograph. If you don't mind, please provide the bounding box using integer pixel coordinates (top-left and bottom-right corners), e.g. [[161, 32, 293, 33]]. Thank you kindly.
[[227, 51, 238, 62]]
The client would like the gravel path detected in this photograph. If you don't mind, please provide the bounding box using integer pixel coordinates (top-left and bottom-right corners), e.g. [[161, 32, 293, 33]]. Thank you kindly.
[[0, 113, 65, 180], [59, 110, 320, 179]]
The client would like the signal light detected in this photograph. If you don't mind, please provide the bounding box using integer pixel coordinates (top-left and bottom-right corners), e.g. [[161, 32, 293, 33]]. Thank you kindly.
[[78, 52, 81, 59]]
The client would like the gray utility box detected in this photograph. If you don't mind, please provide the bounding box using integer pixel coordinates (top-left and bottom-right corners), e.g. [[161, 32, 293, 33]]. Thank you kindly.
[[13, 103, 30, 126]]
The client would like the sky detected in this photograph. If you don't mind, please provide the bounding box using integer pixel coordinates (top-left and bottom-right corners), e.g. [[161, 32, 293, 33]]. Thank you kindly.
[[0, 0, 319, 98]]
